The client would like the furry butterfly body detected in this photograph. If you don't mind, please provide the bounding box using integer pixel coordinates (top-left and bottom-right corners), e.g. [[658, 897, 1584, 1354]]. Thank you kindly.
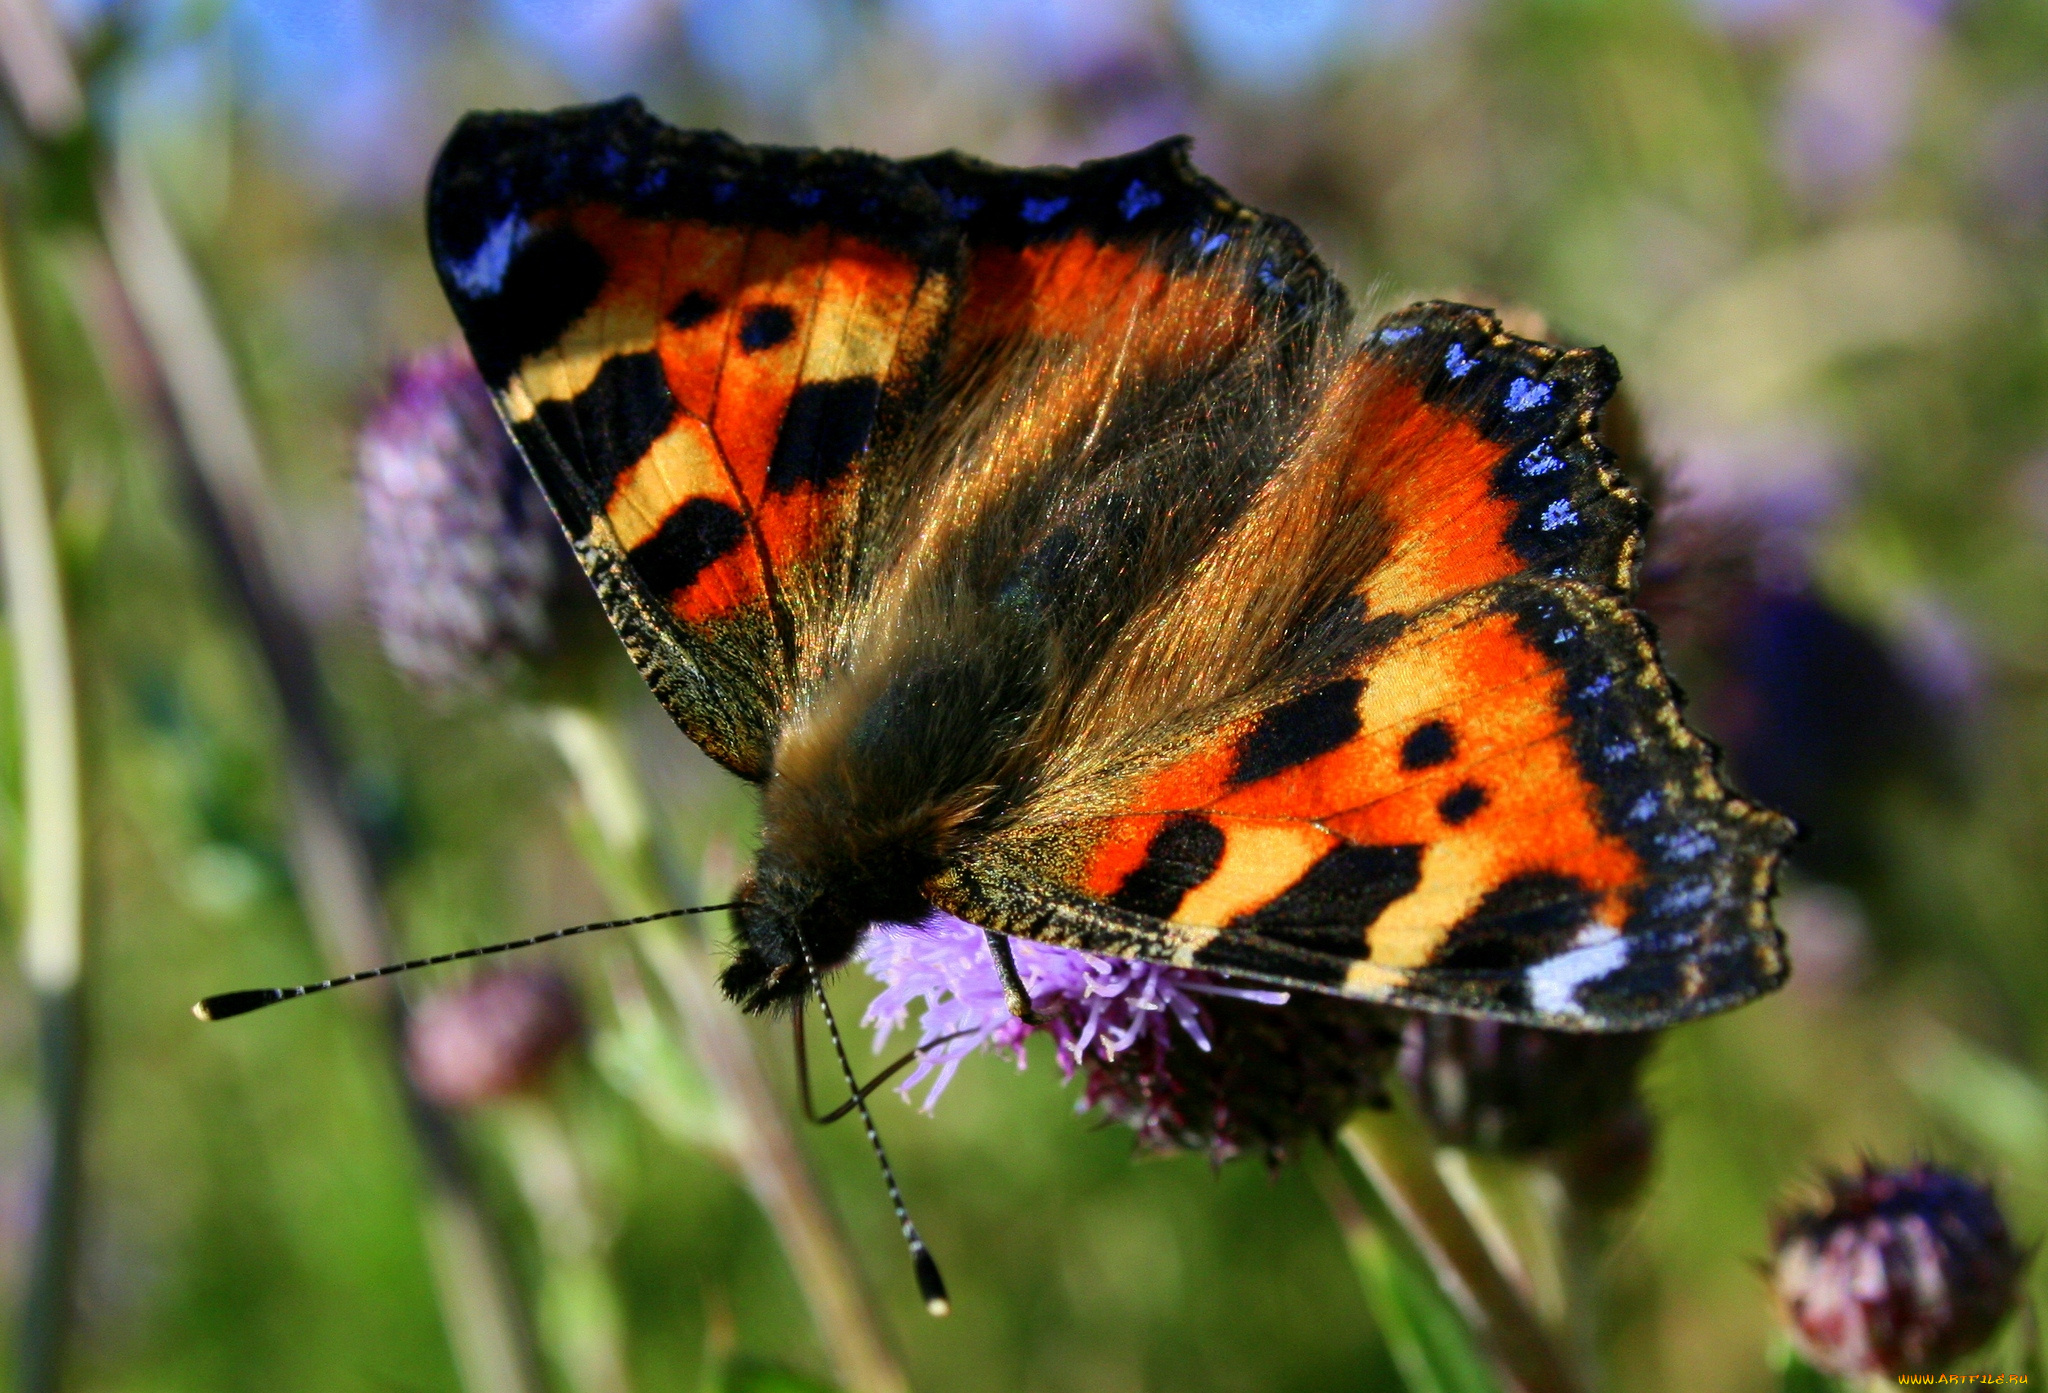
[[428, 99, 1790, 1031]]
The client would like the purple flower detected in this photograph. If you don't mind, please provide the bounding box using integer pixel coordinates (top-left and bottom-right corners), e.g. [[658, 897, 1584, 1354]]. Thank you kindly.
[[860, 911, 1245, 1106], [859, 911, 1397, 1161], [1772, 1163, 2027, 1378], [407, 970, 584, 1108], [1774, 0, 1944, 208], [357, 345, 559, 692]]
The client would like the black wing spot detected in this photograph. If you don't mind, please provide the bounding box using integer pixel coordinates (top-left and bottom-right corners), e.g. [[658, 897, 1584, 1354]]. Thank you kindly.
[[766, 377, 882, 492], [1234, 679, 1365, 785], [627, 497, 748, 601], [739, 303, 796, 352], [1431, 872, 1593, 974], [669, 289, 719, 331], [532, 351, 677, 500], [1437, 783, 1487, 826], [1110, 815, 1225, 920], [1229, 843, 1423, 953], [457, 226, 609, 388], [1401, 719, 1456, 771]]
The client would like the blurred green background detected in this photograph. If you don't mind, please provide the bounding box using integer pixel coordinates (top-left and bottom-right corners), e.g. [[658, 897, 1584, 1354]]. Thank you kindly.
[[2, 0, 2047, 1389]]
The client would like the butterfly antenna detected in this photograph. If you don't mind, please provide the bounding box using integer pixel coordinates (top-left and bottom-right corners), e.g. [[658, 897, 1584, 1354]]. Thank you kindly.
[[791, 927, 950, 1317], [191, 904, 737, 1021]]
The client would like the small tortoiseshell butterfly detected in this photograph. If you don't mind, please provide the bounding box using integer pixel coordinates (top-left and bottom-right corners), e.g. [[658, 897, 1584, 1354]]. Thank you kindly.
[[427, 98, 1791, 1034]]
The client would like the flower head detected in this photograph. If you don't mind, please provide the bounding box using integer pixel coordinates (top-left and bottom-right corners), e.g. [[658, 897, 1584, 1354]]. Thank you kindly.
[[1397, 1014, 1656, 1156], [858, 912, 1397, 1162], [357, 345, 558, 691], [406, 970, 584, 1108], [1771, 1162, 2027, 1379], [1079, 989, 1401, 1162]]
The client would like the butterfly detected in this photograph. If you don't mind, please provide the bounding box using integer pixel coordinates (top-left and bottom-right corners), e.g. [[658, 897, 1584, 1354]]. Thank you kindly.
[[427, 97, 1791, 1035]]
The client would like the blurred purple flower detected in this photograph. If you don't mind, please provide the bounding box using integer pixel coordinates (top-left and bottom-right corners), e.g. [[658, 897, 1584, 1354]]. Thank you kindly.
[[1692, 0, 1821, 36], [887, 0, 1195, 161], [860, 912, 1397, 1161], [890, 0, 1156, 87], [1396, 1014, 1659, 1207], [1773, 1162, 2027, 1378], [1639, 512, 1961, 884], [1978, 90, 2048, 232], [407, 970, 585, 1108], [356, 345, 558, 692], [1774, 0, 1946, 208], [1397, 1015, 1656, 1156]]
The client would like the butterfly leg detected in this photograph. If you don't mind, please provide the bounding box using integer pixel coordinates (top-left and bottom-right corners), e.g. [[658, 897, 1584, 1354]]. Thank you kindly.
[[792, 1009, 974, 1124], [981, 930, 1047, 1025]]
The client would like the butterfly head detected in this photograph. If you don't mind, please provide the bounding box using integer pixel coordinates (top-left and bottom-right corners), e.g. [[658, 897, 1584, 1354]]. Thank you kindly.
[[718, 841, 945, 1015]]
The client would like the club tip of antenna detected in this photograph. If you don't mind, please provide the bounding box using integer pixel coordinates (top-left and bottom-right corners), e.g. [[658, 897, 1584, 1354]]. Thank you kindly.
[[193, 988, 284, 1022], [913, 1247, 950, 1317]]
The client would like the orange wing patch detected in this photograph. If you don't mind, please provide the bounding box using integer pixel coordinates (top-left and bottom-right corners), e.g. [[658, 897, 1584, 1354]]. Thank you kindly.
[[1320, 363, 1523, 615], [988, 575, 1791, 1027], [1078, 591, 1639, 967], [495, 211, 950, 636]]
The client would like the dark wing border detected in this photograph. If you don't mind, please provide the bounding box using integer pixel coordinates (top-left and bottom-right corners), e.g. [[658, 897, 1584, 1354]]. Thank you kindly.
[[1363, 302, 1646, 597]]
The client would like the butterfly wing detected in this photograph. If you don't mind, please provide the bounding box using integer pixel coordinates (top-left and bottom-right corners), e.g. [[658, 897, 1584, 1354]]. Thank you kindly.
[[936, 307, 1791, 1029], [428, 99, 959, 777], [427, 100, 1331, 779]]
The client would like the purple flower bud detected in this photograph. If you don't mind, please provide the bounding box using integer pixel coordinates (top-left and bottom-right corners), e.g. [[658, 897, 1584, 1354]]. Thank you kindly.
[[406, 970, 583, 1108], [1772, 1163, 2027, 1378], [858, 912, 1397, 1161], [1397, 1015, 1656, 1156], [356, 345, 558, 691]]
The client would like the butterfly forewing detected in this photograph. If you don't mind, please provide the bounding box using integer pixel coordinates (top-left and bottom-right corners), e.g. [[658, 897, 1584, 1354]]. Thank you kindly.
[[430, 102, 959, 776]]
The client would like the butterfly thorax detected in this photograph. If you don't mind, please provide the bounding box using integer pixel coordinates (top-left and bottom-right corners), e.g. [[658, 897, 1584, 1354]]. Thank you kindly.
[[719, 647, 1046, 1013]]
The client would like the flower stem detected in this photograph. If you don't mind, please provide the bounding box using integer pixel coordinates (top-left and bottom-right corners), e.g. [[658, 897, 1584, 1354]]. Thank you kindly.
[[0, 13, 552, 1388], [543, 706, 911, 1393], [1340, 1098, 1585, 1393], [499, 1100, 637, 1393], [1311, 1147, 1503, 1393], [0, 212, 87, 1393]]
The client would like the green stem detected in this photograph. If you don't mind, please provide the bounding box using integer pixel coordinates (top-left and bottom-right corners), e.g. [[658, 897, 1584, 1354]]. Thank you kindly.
[[1311, 1147, 1503, 1393], [544, 706, 911, 1393], [0, 13, 555, 1387], [0, 203, 88, 1393], [500, 1100, 637, 1393], [1340, 1102, 1585, 1393]]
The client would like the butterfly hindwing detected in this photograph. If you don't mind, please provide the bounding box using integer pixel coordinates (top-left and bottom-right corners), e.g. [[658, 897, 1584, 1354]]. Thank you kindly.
[[937, 579, 1785, 1029], [1355, 303, 1643, 604]]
